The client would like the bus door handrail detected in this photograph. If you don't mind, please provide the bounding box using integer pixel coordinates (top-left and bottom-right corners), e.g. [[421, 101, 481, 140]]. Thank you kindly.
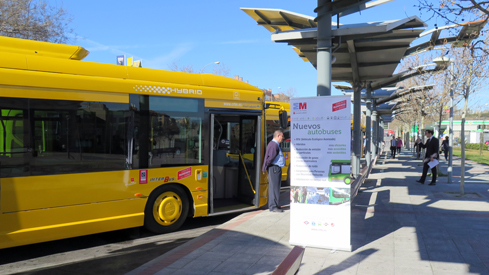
[[238, 150, 256, 194]]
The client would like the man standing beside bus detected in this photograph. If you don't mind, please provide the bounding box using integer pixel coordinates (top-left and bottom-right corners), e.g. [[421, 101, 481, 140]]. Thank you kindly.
[[262, 130, 285, 213]]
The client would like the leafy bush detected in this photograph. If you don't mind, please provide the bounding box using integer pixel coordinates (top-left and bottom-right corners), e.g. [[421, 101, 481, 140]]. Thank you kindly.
[[465, 143, 489, 150]]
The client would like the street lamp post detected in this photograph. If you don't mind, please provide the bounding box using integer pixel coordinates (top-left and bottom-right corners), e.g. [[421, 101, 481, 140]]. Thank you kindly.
[[433, 56, 454, 183], [200, 61, 220, 73]]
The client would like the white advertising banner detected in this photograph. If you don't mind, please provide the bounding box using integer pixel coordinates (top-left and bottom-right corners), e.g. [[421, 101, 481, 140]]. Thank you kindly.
[[289, 95, 352, 251]]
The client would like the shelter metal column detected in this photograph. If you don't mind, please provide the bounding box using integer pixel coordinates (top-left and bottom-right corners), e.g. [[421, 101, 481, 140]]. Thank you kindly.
[[353, 86, 362, 178], [379, 120, 384, 153], [372, 101, 378, 159], [316, 0, 332, 96], [366, 84, 372, 167]]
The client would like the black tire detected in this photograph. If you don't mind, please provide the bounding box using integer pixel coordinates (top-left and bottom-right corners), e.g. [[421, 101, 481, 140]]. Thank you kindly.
[[144, 184, 189, 234]]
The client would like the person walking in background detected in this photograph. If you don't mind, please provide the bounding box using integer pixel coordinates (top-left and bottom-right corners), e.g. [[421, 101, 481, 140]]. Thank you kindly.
[[441, 136, 449, 161], [363, 135, 367, 155], [390, 136, 397, 158], [414, 138, 422, 159], [416, 129, 439, 185], [262, 130, 285, 212], [397, 137, 403, 154]]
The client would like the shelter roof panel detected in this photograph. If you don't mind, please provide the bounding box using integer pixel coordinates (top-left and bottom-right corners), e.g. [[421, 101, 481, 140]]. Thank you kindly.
[[241, 8, 318, 32], [358, 64, 398, 80], [243, 8, 428, 85], [356, 47, 406, 63]]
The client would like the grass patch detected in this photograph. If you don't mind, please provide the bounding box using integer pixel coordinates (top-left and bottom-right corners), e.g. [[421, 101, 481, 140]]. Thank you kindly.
[[452, 147, 489, 165]]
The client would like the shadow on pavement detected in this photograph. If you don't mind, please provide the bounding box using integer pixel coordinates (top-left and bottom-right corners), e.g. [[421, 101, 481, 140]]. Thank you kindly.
[[315, 248, 378, 275], [0, 213, 242, 275], [347, 147, 489, 274], [10, 237, 193, 275]]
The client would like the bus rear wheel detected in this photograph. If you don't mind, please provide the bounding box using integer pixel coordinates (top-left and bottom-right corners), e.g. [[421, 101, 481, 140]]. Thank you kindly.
[[144, 185, 189, 234]]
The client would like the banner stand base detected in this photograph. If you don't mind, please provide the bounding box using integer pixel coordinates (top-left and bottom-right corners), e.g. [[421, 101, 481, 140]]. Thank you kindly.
[[289, 241, 352, 252]]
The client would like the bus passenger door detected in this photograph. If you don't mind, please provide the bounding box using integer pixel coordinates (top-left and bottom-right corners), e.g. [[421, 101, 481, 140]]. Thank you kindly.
[[209, 113, 261, 215]]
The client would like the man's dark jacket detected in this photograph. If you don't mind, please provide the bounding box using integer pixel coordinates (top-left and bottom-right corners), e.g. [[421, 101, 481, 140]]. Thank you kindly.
[[262, 140, 280, 173], [422, 137, 439, 159]]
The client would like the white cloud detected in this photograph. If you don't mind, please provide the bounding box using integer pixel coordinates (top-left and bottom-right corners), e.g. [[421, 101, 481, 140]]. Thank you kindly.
[[67, 34, 193, 69], [70, 34, 143, 59], [143, 43, 194, 70]]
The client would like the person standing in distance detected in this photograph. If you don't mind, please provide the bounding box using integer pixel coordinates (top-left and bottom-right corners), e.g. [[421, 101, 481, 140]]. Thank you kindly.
[[397, 137, 403, 154], [390, 136, 397, 158], [414, 137, 423, 159], [416, 129, 439, 185], [441, 136, 449, 161], [262, 130, 285, 212]]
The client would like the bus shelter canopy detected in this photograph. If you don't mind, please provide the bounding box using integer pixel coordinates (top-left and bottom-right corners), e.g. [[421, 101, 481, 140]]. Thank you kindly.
[[242, 8, 426, 86], [242, 8, 486, 88]]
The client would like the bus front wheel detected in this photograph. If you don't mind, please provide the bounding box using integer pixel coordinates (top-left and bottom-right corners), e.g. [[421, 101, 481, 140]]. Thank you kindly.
[[144, 184, 189, 234]]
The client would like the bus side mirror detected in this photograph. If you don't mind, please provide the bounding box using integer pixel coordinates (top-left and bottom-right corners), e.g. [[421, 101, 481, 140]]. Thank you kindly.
[[279, 110, 288, 129]]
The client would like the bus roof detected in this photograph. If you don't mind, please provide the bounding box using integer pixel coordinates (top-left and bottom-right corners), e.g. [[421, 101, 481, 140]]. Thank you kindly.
[[0, 36, 89, 60], [0, 36, 263, 95]]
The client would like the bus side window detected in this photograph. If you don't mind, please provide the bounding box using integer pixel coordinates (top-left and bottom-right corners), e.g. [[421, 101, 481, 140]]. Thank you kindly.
[[145, 96, 204, 168], [331, 165, 341, 174], [0, 98, 30, 178]]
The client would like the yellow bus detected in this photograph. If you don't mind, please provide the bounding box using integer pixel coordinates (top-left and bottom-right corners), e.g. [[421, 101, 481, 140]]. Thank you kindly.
[[0, 36, 282, 249]]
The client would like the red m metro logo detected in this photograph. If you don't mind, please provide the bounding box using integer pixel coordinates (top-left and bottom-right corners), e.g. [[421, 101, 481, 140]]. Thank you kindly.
[[299, 102, 307, 110]]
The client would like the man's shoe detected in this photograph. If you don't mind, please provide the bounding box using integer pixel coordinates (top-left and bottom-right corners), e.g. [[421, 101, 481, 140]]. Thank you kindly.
[[271, 208, 284, 213], [428, 182, 436, 185], [277, 206, 282, 209], [416, 180, 424, 184]]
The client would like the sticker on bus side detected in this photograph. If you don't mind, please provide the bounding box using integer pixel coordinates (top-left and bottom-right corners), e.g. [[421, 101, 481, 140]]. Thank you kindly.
[[150, 177, 175, 182], [177, 167, 192, 180], [140, 170, 148, 184]]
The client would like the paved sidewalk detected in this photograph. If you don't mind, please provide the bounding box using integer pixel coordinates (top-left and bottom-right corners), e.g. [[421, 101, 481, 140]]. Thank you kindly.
[[127, 146, 489, 275]]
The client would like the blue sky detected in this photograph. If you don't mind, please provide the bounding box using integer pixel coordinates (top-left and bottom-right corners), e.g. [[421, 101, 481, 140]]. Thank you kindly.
[[48, 0, 488, 106]]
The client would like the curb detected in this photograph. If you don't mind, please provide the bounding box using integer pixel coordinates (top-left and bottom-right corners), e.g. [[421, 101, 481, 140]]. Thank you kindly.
[[272, 246, 305, 275]]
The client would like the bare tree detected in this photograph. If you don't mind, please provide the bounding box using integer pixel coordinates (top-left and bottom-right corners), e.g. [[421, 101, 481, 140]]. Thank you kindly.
[[272, 88, 297, 102], [417, 0, 489, 24], [284, 87, 297, 99], [0, 0, 73, 43], [396, 52, 443, 140], [212, 63, 231, 77], [450, 40, 489, 194], [416, 1, 489, 194], [168, 61, 195, 73]]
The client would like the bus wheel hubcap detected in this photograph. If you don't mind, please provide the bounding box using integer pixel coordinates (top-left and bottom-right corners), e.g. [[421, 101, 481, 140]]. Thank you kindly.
[[155, 191, 182, 225]]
